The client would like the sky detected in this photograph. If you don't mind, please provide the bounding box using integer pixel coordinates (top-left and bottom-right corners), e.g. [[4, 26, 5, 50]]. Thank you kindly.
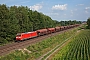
[[0, 0, 90, 21]]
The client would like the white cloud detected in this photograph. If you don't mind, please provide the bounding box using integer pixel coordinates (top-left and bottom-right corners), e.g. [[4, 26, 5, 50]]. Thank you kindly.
[[14, 5, 21, 7], [85, 7, 90, 10], [79, 4, 84, 6], [29, 4, 42, 11], [70, 9, 78, 15], [45, 12, 59, 16], [52, 4, 67, 10], [76, 4, 84, 6], [85, 7, 90, 14]]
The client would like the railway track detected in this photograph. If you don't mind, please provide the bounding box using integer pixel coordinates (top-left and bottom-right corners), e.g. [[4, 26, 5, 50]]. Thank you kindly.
[[0, 27, 77, 56]]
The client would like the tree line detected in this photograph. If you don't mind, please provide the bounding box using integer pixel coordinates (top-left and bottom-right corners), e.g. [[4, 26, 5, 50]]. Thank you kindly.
[[0, 4, 81, 45]]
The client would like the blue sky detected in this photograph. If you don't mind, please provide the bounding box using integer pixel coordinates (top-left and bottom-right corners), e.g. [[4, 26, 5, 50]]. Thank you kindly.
[[0, 0, 90, 21]]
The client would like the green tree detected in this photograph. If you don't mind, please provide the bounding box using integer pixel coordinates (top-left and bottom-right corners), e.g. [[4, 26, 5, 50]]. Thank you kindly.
[[0, 4, 10, 43], [87, 17, 90, 28]]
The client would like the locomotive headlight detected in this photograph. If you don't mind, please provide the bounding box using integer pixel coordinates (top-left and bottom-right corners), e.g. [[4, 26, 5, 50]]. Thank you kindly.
[[16, 37, 21, 38]]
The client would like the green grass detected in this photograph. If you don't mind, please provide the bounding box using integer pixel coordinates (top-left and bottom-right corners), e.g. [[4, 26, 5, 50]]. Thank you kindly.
[[0, 28, 78, 60], [52, 29, 90, 60]]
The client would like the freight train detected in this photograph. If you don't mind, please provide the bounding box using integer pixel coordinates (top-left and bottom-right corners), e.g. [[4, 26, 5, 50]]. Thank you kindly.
[[16, 24, 79, 41]]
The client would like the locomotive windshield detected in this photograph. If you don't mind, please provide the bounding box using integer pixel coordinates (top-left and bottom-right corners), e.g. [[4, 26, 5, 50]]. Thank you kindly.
[[16, 33, 21, 36]]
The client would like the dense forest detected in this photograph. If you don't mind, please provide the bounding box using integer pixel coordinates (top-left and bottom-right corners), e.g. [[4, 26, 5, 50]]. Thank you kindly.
[[0, 4, 81, 45]]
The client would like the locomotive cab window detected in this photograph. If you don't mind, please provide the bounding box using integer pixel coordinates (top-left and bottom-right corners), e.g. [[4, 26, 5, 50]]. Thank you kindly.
[[16, 34, 21, 36]]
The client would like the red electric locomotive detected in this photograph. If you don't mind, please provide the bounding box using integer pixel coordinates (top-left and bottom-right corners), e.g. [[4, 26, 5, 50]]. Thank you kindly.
[[16, 31, 38, 41]]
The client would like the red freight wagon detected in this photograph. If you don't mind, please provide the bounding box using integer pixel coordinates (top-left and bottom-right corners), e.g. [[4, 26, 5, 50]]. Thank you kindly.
[[75, 24, 79, 27], [16, 31, 38, 41], [68, 25, 72, 29], [48, 28, 55, 33], [64, 26, 68, 30], [60, 26, 64, 30], [71, 25, 74, 28], [55, 27, 60, 32], [36, 29, 48, 36], [69, 25, 72, 28]]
